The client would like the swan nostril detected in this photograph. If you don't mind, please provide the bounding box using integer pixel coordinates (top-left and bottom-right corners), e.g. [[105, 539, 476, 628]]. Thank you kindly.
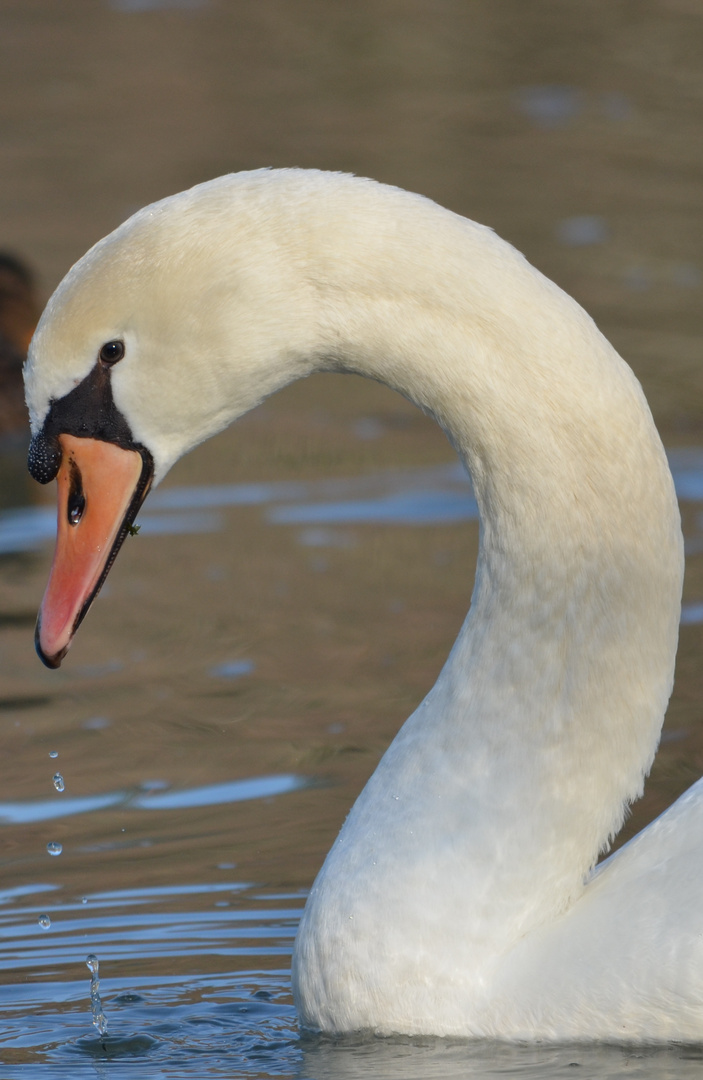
[[68, 492, 85, 526], [67, 459, 85, 527]]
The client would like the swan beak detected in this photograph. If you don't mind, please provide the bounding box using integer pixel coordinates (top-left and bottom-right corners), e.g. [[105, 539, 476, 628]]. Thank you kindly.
[[35, 434, 152, 669]]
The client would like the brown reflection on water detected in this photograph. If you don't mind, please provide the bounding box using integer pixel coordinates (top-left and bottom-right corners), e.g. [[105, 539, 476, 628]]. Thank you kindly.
[[0, 0, 701, 939]]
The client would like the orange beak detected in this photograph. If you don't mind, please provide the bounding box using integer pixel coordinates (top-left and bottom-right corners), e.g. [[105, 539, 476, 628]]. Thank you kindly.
[[36, 434, 152, 669]]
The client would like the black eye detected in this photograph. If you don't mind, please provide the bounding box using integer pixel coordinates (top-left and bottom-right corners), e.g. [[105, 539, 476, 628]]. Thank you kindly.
[[99, 340, 125, 365]]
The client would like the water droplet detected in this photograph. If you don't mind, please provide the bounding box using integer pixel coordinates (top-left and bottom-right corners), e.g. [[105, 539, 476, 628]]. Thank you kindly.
[[47, 842, 62, 856], [52, 773, 65, 793], [86, 954, 108, 1037], [38, 914, 51, 929], [81, 896, 88, 905], [49, 751, 58, 759]]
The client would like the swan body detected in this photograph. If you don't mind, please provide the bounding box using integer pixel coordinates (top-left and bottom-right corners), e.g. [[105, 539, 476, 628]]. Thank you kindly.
[[23, 169, 696, 1041]]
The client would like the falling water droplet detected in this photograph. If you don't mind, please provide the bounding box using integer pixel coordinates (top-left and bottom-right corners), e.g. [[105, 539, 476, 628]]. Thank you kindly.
[[38, 914, 51, 929], [52, 773, 65, 792], [81, 896, 88, 905], [49, 751, 58, 759], [47, 842, 62, 856], [86, 954, 108, 1037]]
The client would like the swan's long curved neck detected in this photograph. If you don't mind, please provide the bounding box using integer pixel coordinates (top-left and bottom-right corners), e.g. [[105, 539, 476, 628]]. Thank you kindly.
[[276, 183, 683, 988]]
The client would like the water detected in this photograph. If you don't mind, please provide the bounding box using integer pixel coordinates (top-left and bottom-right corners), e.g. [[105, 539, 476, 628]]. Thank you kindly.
[[0, 879, 302, 1076], [52, 773, 65, 793], [0, 1, 702, 1076], [209, 660, 256, 680], [0, 774, 310, 826], [2, 881, 703, 1078], [85, 954, 108, 1039]]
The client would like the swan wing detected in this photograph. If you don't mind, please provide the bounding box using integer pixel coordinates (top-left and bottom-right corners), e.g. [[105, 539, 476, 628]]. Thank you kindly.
[[489, 779, 703, 1040]]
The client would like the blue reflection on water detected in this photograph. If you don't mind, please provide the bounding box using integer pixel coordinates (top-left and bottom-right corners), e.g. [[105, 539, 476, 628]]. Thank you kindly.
[[0, 874, 302, 1077], [668, 449, 703, 501], [681, 603, 703, 626], [3, 453, 703, 557], [515, 85, 582, 129], [109, 0, 207, 10], [131, 774, 305, 811], [0, 506, 222, 555], [0, 774, 308, 826], [0, 792, 126, 825], [149, 480, 308, 510], [269, 490, 479, 526], [208, 660, 255, 679]]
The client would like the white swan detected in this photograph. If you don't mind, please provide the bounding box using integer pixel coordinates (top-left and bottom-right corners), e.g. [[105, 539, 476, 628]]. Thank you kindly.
[[23, 169, 701, 1042]]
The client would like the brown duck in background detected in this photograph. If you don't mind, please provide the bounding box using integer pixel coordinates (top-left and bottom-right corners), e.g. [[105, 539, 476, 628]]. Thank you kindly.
[[0, 253, 40, 509], [0, 253, 40, 440]]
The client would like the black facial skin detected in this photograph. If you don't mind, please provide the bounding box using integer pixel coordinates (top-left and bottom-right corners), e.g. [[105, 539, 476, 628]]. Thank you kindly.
[[28, 350, 145, 484]]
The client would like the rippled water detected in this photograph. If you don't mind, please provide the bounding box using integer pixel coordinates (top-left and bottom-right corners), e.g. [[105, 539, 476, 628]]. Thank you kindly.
[[2, 879, 703, 1079], [0, 877, 302, 1077], [2, 875, 703, 1078]]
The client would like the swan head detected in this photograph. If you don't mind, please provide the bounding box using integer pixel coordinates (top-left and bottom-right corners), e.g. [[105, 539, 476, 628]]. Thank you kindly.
[[24, 170, 322, 669]]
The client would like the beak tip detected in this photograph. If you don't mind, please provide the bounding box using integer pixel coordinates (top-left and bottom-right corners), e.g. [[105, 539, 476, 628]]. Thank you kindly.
[[35, 619, 66, 670]]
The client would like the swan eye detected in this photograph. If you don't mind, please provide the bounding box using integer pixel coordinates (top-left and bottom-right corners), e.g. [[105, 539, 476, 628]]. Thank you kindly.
[[99, 340, 125, 365]]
